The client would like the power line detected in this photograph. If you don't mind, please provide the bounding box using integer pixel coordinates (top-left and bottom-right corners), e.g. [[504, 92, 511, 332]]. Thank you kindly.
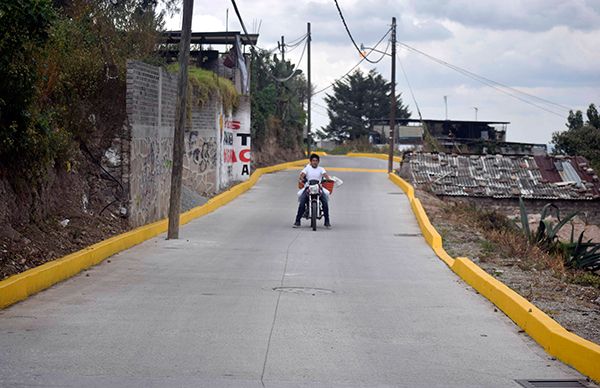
[[396, 41, 571, 117], [333, 0, 390, 65], [313, 102, 379, 130], [312, 58, 366, 96], [230, 0, 305, 83], [364, 36, 391, 64], [283, 40, 306, 53], [311, 28, 391, 96], [285, 33, 308, 48], [397, 53, 422, 120]]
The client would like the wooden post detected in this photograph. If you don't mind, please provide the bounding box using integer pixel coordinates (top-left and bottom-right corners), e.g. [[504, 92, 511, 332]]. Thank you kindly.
[[307, 22, 312, 155], [388, 17, 397, 174], [167, 0, 194, 239]]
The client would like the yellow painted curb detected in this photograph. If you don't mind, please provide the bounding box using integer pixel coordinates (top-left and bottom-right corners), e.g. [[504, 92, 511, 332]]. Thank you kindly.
[[346, 152, 402, 163], [387, 172, 600, 382], [285, 167, 387, 173], [0, 158, 307, 310]]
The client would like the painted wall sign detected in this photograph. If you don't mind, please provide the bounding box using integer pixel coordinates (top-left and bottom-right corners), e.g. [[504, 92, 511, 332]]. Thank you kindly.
[[219, 97, 251, 188]]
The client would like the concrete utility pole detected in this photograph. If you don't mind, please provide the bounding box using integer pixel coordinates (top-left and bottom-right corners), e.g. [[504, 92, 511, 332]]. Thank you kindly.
[[387, 17, 397, 174], [281, 35, 285, 62], [307, 22, 312, 155], [444, 95, 448, 120], [167, 0, 194, 240]]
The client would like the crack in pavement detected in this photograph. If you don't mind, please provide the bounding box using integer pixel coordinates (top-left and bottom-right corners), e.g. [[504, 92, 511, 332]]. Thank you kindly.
[[260, 230, 301, 388]]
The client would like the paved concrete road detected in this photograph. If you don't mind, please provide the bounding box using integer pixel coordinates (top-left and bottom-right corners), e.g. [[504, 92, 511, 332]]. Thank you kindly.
[[0, 156, 586, 387]]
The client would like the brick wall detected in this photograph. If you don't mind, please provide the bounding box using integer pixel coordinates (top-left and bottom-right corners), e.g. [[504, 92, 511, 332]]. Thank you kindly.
[[126, 61, 221, 227]]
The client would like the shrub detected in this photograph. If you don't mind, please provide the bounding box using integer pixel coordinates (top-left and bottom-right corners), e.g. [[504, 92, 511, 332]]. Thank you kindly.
[[518, 198, 600, 272], [166, 64, 239, 112]]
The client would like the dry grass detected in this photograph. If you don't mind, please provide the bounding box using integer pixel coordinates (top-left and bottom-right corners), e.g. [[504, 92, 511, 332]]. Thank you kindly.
[[441, 200, 569, 276]]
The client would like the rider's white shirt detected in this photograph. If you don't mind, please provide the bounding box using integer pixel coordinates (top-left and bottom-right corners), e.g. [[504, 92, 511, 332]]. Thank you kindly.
[[302, 165, 327, 182], [298, 165, 329, 197]]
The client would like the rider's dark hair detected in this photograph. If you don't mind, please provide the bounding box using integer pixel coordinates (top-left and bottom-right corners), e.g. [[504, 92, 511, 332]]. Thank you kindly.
[[309, 153, 320, 161]]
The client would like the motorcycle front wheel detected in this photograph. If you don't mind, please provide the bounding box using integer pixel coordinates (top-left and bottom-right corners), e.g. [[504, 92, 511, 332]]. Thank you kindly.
[[311, 200, 317, 231]]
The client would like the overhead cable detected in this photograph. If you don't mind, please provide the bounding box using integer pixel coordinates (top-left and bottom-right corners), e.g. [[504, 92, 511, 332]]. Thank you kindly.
[[397, 53, 422, 120], [312, 28, 391, 96], [333, 0, 391, 64], [230, 0, 304, 82], [396, 41, 571, 117], [284, 33, 308, 48]]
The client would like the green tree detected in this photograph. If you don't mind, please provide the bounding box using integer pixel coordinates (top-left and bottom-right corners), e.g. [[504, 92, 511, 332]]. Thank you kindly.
[[321, 69, 410, 141], [566, 109, 584, 130], [250, 49, 307, 152], [0, 0, 56, 169], [586, 103, 600, 129], [552, 103, 600, 171], [0, 0, 175, 173]]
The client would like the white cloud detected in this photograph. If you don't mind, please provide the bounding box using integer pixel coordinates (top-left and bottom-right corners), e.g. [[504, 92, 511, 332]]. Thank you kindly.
[[162, 0, 600, 145], [411, 0, 600, 32]]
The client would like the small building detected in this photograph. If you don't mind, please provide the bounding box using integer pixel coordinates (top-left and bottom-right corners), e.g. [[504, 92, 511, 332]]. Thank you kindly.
[[373, 119, 546, 156]]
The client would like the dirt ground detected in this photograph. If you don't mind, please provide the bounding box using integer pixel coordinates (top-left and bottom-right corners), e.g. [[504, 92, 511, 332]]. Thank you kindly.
[[0, 213, 129, 280], [0, 156, 130, 280], [416, 189, 600, 345]]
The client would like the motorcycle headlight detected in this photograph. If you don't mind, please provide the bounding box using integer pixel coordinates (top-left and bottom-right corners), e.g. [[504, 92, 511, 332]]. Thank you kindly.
[[309, 185, 320, 194]]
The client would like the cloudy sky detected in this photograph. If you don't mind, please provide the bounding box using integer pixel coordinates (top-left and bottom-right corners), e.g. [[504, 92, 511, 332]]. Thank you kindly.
[[163, 0, 600, 145]]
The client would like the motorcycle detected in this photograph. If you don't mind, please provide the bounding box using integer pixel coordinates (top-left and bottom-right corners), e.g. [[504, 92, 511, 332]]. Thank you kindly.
[[299, 178, 341, 231]]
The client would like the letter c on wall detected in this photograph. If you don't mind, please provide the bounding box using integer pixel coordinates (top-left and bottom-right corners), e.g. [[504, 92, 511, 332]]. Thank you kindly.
[[240, 149, 251, 163]]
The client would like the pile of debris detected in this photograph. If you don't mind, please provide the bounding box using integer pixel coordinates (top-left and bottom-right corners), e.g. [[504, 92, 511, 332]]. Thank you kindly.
[[403, 153, 600, 200]]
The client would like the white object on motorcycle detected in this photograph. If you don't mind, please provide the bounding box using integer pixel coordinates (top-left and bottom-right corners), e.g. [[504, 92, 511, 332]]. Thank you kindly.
[[331, 176, 344, 187], [308, 184, 320, 194]]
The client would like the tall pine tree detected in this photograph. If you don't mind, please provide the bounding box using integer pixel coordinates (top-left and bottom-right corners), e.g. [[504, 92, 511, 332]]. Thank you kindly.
[[320, 69, 410, 141]]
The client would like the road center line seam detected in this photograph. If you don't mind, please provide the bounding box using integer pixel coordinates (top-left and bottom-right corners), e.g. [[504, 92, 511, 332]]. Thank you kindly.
[[260, 230, 301, 387]]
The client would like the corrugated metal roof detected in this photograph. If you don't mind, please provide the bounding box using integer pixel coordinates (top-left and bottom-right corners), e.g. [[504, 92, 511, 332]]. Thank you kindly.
[[407, 153, 600, 200]]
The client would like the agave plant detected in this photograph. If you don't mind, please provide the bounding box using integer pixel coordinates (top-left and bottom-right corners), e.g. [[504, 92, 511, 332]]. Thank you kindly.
[[561, 231, 600, 272], [519, 198, 600, 272], [518, 197, 581, 252]]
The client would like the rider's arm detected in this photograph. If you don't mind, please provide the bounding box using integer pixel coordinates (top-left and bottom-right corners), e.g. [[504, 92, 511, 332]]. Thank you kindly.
[[323, 172, 332, 181], [299, 171, 306, 184]]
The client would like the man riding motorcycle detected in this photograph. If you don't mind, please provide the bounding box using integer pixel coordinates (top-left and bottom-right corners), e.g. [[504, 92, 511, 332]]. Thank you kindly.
[[293, 153, 332, 228]]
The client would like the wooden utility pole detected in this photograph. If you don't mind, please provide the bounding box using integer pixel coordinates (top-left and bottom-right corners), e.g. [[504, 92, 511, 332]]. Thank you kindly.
[[281, 35, 285, 62], [307, 22, 312, 155], [167, 0, 194, 239], [387, 17, 397, 173]]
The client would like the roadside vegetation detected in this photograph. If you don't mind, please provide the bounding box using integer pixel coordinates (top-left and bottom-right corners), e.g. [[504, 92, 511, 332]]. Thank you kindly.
[[0, 0, 175, 177], [166, 64, 239, 112], [517, 198, 600, 273], [249, 49, 308, 167], [0, 0, 176, 280], [552, 103, 600, 171]]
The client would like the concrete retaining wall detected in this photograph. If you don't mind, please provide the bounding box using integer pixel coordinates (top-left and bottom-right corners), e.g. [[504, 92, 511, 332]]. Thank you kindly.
[[125, 61, 250, 227]]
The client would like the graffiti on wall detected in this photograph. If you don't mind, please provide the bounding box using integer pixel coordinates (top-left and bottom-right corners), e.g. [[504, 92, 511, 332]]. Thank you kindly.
[[188, 130, 217, 172]]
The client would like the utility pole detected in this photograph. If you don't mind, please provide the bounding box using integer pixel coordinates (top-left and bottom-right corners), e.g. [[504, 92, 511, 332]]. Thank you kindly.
[[307, 22, 312, 155], [473, 106, 478, 121], [281, 35, 285, 62], [444, 95, 448, 120], [167, 0, 193, 239], [387, 17, 397, 174]]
